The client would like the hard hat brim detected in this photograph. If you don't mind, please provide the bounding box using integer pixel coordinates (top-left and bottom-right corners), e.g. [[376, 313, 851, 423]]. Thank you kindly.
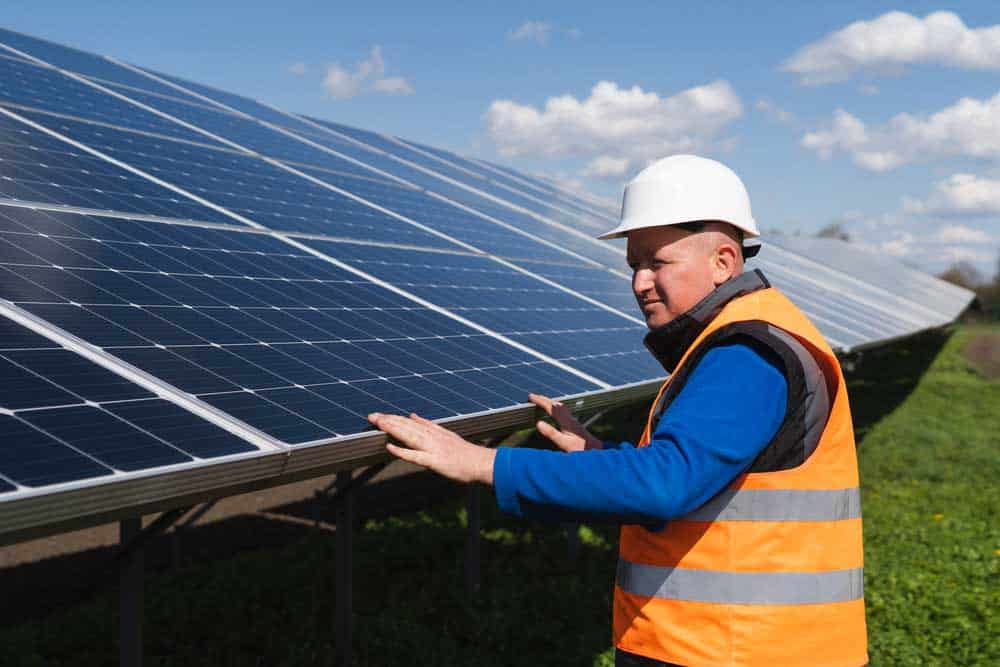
[[597, 215, 761, 241]]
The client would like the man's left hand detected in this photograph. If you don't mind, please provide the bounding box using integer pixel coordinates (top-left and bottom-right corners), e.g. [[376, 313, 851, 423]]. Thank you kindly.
[[368, 412, 496, 485]]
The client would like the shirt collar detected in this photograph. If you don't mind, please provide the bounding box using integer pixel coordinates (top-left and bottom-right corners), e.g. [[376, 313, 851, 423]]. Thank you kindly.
[[643, 269, 771, 374]]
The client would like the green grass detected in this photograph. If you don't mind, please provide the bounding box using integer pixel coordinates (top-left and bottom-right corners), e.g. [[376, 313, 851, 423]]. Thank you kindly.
[[1, 325, 997, 666], [855, 325, 999, 665]]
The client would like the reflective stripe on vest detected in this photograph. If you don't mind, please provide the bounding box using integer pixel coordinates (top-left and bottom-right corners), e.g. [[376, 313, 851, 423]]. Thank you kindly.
[[617, 560, 864, 605], [680, 486, 861, 522]]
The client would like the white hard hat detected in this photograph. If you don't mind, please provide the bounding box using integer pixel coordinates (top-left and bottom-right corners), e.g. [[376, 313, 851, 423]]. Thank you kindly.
[[598, 154, 759, 240]]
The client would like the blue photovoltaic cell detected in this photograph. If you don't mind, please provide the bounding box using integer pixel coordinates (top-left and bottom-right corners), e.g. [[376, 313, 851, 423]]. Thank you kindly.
[[15, 108, 454, 247], [0, 113, 237, 224], [296, 118, 629, 269], [0, 28, 189, 99], [0, 206, 599, 444], [473, 156, 618, 219], [508, 259, 637, 315], [0, 54, 226, 147], [305, 240, 664, 386], [768, 236, 974, 324], [20, 405, 192, 471], [360, 133, 613, 234], [395, 137, 616, 228], [109, 87, 396, 178], [0, 310, 258, 491], [105, 400, 256, 459], [295, 165, 573, 261], [744, 255, 916, 351], [135, 66, 331, 137], [0, 413, 113, 488]]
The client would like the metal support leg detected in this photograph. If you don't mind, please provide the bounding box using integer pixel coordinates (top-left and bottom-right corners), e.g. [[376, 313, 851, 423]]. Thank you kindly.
[[464, 483, 481, 594], [334, 471, 354, 667], [119, 517, 143, 667]]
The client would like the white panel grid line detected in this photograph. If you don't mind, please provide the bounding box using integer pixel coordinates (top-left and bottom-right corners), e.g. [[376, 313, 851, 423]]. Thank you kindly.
[[11, 54, 637, 318], [0, 101, 245, 155], [2, 76, 644, 329], [0, 106, 262, 230], [276, 235, 613, 389], [0, 198, 596, 267], [466, 155, 615, 218], [386, 133, 615, 228], [105, 61, 630, 278], [767, 243, 941, 327], [285, 111, 627, 258], [766, 243, 953, 325], [1, 41, 751, 391], [0, 299, 284, 451], [0, 215, 604, 442]]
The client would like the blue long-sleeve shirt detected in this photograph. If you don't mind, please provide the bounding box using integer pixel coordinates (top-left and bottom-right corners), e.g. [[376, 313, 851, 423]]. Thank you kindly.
[[492, 341, 788, 524]]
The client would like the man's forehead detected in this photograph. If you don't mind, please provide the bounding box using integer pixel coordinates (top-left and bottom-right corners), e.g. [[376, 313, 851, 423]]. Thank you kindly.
[[626, 226, 693, 256]]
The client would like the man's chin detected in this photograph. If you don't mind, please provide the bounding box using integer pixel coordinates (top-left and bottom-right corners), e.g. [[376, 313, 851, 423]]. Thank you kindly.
[[643, 311, 678, 330]]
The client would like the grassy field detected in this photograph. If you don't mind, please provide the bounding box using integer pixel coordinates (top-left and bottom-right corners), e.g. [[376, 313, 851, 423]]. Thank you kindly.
[[1, 325, 997, 666]]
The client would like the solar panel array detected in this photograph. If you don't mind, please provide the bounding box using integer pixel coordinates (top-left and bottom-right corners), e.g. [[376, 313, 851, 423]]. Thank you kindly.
[[0, 28, 975, 542]]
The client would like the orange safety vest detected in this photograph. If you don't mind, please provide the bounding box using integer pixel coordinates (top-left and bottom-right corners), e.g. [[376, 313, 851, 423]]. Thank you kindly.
[[614, 283, 868, 666]]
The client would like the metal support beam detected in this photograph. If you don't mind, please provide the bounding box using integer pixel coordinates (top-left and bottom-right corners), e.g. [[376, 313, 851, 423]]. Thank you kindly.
[[169, 499, 217, 568], [119, 517, 143, 667], [464, 483, 481, 594], [315, 462, 389, 527], [115, 506, 190, 566], [334, 471, 354, 667]]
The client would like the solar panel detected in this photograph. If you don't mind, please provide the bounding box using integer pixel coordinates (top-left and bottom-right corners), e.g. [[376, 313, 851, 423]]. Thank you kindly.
[[768, 235, 975, 324], [0, 27, 974, 543], [0, 312, 259, 491]]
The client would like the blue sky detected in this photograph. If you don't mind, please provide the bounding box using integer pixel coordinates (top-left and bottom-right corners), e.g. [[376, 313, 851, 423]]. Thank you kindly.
[[5, 1, 999, 278]]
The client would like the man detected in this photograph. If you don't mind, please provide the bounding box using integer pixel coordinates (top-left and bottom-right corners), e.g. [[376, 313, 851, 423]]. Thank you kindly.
[[369, 155, 868, 666]]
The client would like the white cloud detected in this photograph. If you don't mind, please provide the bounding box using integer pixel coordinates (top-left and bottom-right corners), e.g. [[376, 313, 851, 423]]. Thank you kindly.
[[784, 10, 1000, 84], [509, 21, 551, 45], [583, 156, 630, 178], [904, 173, 1000, 216], [371, 76, 415, 96], [831, 175, 999, 276], [859, 83, 879, 96], [801, 90, 1000, 170], [288, 62, 307, 76], [935, 224, 994, 243], [321, 45, 414, 100], [484, 79, 742, 180], [800, 109, 867, 160], [755, 98, 795, 124]]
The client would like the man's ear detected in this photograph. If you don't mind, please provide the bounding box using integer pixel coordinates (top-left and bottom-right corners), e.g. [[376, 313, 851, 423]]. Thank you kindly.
[[712, 241, 740, 285]]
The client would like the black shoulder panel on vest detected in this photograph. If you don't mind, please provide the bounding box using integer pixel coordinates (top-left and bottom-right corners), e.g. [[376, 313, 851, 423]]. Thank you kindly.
[[650, 321, 832, 473]]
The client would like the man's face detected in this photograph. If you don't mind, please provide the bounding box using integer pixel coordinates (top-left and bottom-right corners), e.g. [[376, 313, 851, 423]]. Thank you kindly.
[[626, 226, 720, 329]]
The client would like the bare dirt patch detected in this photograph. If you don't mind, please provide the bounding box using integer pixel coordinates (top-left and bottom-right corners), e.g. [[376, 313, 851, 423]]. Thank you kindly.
[[962, 332, 1000, 379]]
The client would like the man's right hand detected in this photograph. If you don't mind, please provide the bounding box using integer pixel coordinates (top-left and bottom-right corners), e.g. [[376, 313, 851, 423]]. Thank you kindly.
[[528, 393, 604, 453]]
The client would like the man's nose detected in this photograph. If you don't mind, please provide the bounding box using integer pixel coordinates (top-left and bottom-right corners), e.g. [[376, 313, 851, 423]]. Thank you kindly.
[[632, 268, 655, 295]]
